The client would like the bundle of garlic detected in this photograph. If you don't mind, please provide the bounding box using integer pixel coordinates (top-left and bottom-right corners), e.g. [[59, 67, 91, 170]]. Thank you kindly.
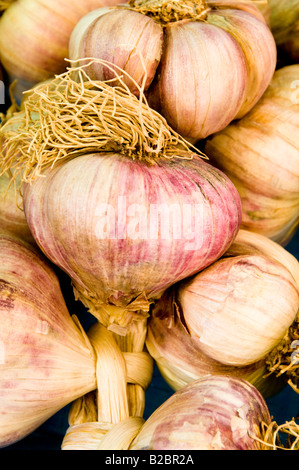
[[130, 375, 299, 450], [0, 59, 242, 449], [0, 97, 36, 244], [205, 64, 299, 245], [68, 0, 276, 141], [146, 229, 299, 399], [0, 0, 126, 102]]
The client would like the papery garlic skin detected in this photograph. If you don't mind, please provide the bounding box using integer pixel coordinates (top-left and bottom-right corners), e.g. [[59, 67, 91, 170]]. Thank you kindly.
[[130, 375, 272, 450], [0, 232, 96, 448], [23, 153, 241, 321]]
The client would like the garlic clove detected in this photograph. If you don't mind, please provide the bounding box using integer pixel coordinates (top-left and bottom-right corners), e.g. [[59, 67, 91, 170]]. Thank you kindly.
[[148, 20, 248, 140], [69, 8, 163, 95], [207, 8, 277, 118]]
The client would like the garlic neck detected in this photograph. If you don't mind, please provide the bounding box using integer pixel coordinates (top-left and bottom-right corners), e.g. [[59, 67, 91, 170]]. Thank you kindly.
[[62, 322, 153, 450]]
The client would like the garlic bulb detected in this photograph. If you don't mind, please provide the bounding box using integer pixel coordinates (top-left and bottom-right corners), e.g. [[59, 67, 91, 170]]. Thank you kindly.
[[130, 375, 273, 450], [205, 65, 299, 245], [69, 0, 276, 141], [146, 229, 299, 395], [0, 231, 97, 448], [0, 0, 126, 101], [22, 152, 241, 324], [0, 0, 14, 11]]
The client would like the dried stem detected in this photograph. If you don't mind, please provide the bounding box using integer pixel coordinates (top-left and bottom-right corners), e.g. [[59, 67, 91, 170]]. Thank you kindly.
[[125, 0, 268, 24], [62, 323, 154, 450], [0, 58, 202, 186], [127, 0, 210, 24], [0, 57, 201, 451], [255, 419, 299, 450], [265, 315, 299, 393]]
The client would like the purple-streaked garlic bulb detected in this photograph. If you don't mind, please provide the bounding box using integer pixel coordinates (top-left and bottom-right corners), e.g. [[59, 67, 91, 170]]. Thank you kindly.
[[69, 0, 276, 141], [23, 152, 241, 327], [130, 375, 273, 450]]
